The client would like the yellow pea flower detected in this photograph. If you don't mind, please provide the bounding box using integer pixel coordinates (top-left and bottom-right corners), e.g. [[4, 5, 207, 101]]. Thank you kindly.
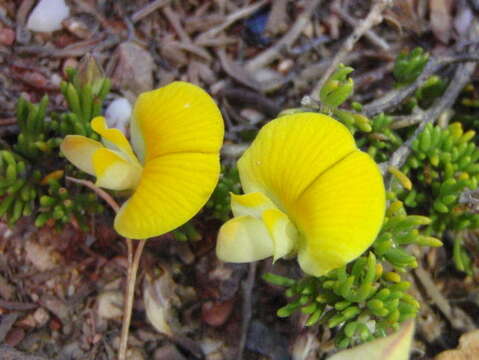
[[216, 113, 385, 276], [60, 81, 224, 239]]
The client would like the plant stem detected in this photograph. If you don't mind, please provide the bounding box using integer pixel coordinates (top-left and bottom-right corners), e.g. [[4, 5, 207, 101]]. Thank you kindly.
[[119, 239, 146, 360], [65, 176, 147, 360]]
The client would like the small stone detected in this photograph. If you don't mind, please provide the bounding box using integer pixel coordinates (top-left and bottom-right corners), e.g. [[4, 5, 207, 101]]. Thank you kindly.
[[0, 28, 15, 46], [5, 328, 25, 347], [240, 108, 264, 125], [113, 42, 154, 96], [26, 0, 70, 33], [96, 290, 124, 320], [201, 299, 235, 327], [154, 345, 186, 360], [278, 59, 294, 74], [25, 239, 57, 271], [62, 14, 97, 39], [126, 347, 144, 360], [105, 97, 132, 134], [33, 307, 50, 328]]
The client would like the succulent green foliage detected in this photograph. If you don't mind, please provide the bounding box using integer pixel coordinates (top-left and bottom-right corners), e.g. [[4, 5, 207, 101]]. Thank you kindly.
[[206, 165, 241, 222], [393, 47, 429, 86], [401, 122, 479, 234], [414, 75, 447, 108], [0, 151, 38, 225], [0, 57, 111, 229], [53, 67, 110, 138], [320, 64, 355, 110], [398, 122, 479, 274], [317, 65, 374, 136], [357, 114, 402, 163], [172, 222, 202, 242], [264, 200, 441, 348], [35, 179, 104, 231], [15, 96, 56, 159]]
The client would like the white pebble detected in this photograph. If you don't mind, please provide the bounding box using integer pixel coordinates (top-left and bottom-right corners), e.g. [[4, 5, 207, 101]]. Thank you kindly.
[[27, 0, 70, 33], [105, 97, 132, 134]]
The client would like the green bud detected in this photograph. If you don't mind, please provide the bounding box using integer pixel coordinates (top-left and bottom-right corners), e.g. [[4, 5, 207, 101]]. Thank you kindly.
[[305, 307, 323, 326], [35, 212, 50, 227], [262, 272, 296, 287]]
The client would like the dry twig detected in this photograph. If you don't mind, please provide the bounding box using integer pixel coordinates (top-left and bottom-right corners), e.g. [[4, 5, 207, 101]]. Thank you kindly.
[[237, 262, 257, 360], [414, 266, 475, 332], [310, 0, 391, 101], [132, 0, 171, 23], [245, 0, 322, 72], [331, 3, 390, 51]]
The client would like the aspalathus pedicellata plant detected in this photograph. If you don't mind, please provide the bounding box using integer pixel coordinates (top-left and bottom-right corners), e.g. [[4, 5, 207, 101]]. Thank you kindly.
[[60, 81, 224, 360]]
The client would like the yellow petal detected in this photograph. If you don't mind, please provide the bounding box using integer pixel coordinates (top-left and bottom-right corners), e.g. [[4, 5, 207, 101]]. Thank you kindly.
[[216, 215, 274, 262], [91, 116, 137, 162], [92, 148, 142, 191], [60, 135, 103, 175], [131, 81, 224, 163], [114, 152, 220, 239], [238, 113, 356, 212], [292, 151, 385, 276], [230, 192, 277, 218], [262, 208, 297, 262]]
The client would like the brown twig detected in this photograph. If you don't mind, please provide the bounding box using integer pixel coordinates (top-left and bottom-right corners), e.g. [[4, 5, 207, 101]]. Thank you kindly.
[[331, 3, 390, 51], [265, 0, 289, 36], [219, 87, 281, 117], [245, 0, 322, 72], [414, 266, 475, 331], [310, 0, 390, 101], [195, 1, 268, 43], [132, 0, 172, 23], [0, 118, 16, 126], [15, 35, 120, 58], [0, 300, 37, 311], [237, 262, 257, 360]]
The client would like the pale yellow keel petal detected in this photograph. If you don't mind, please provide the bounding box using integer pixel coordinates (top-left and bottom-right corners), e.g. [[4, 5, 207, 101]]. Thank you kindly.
[[60, 135, 103, 175], [216, 216, 274, 262], [292, 151, 385, 276], [262, 208, 297, 262], [230, 192, 277, 218], [91, 117, 137, 162], [131, 81, 224, 163], [92, 148, 141, 191], [114, 152, 220, 239], [238, 113, 356, 212]]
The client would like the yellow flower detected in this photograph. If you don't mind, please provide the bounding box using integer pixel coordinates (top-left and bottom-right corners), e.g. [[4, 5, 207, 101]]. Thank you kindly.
[[61, 82, 224, 239], [216, 113, 385, 276]]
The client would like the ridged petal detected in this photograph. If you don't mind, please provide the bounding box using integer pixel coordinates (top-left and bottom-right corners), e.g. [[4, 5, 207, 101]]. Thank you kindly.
[[216, 215, 274, 262], [292, 151, 385, 276], [92, 148, 141, 191], [114, 152, 220, 239], [231, 192, 277, 218], [238, 113, 356, 212], [91, 116, 137, 162], [60, 135, 103, 175], [262, 208, 297, 262], [131, 81, 224, 163]]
